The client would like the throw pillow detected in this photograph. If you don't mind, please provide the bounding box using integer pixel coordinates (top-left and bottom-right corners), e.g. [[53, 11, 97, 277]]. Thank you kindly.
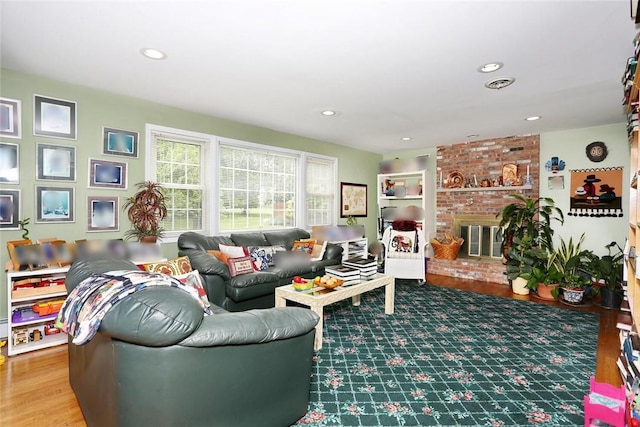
[[173, 270, 212, 312], [247, 245, 286, 271], [227, 256, 256, 277], [207, 250, 229, 265], [219, 244, 248, 258], [388, 230, 418, 255], [292, 239, 316, 255], [142, 256, 192, 275], [310, 241, 327, 261]]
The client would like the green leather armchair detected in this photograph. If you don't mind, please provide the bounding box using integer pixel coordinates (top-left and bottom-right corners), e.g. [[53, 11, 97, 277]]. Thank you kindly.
[[65, 255, 319, 427]]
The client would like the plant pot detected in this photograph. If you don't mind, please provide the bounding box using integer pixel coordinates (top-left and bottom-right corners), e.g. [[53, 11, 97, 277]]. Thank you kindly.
[[600, 287, 623, 310], [512, 277, 530, 295], [536, 283, 558, 300], [561, 287, 584, 304], [140, 236, 158, 243]]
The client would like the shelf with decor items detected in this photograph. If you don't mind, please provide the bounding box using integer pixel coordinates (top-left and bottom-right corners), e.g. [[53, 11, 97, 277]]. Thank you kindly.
[[7, 265, 69, 356], [377, 170, 434, 248], [436, 184, 533, 193]]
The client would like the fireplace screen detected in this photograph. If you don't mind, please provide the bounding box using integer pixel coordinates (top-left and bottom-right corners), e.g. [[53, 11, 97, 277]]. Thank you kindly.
[[454, 215, 503, 260]]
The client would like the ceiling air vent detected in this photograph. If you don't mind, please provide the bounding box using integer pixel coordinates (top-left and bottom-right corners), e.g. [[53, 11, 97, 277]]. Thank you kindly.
[[484, 77, 515, 90]]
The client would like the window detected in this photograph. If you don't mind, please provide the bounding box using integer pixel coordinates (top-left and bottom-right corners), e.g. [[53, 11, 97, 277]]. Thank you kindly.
[[148, 125, 337, 236], [147, 125, 210, 239], [219, 143, 297, 231], [306, 156, 336, 226]]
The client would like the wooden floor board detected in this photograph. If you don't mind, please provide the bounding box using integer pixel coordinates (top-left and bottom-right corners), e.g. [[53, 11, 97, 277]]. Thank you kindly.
[[0, 274, 621, 426]]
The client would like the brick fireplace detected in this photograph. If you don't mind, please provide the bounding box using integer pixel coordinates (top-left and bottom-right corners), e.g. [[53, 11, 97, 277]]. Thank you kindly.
[[428, 135, 540, 285]]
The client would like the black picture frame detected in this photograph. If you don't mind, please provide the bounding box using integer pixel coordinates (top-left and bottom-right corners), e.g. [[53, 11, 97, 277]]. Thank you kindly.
[[0, 189, 20, 229], [37, 143, 76, 181], [87, 196, 119, 232], [33, 94, 77, 140], [88, 158, 127, 189], [0, 142, 19, 184], [102, 127, 139, 158], [35, 186, 74, 223], [0, 97, 22, 139], [340, 182, 368, 218]]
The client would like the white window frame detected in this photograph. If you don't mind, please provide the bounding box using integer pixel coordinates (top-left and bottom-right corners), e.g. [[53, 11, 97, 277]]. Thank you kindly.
[[145, 124, 215, 243], [215, 137, 338, 234]]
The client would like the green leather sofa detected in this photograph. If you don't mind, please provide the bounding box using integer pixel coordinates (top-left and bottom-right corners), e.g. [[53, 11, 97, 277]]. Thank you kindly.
[[65, 255, 319, 427], [178, 228, 343, 311]]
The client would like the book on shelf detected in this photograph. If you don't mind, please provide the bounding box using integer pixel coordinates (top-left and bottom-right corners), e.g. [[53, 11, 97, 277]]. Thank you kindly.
[[617, 312, 633, 332], [343, 257, 377, 268]]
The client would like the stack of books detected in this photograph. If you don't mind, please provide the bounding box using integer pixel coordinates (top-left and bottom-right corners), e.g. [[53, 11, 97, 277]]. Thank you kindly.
[[342, 257, 378, 278], [325, 265, 360, 281]]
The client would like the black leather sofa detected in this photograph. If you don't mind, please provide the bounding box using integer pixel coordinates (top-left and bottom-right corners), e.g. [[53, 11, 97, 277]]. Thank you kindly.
[[178, 228, 343, 311], [65, 255, 319, 427]]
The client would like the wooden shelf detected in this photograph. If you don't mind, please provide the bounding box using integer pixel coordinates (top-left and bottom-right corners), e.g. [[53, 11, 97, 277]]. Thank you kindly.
[[436, 185, 533, 193]]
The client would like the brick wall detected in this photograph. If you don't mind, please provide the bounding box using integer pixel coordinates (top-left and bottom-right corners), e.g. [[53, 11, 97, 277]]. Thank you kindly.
[[428, 135, 540, 284]]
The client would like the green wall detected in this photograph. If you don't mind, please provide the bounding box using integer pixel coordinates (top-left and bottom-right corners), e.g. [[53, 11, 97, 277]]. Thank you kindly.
[[0, 68, 382, 321]]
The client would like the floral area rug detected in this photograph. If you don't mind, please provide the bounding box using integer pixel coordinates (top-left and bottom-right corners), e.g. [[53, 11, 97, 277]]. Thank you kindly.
[[295, 283, 598, 426]]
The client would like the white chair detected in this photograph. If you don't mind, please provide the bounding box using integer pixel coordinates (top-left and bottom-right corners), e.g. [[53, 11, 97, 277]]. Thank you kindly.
[[382, 226, 427, 283]]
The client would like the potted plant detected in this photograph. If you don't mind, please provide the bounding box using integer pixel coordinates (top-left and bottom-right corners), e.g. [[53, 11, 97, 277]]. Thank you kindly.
[[122, 181, 168, 242], [585, 242, 624, 309], [552, 234, 591, 304], [522, 255, 563, 300], [498, 194, 564, 295]]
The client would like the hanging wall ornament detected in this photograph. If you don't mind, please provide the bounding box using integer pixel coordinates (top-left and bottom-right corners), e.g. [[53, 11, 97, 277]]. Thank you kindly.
[[567, 167, 623, 218], [585, 141, 608, 162]]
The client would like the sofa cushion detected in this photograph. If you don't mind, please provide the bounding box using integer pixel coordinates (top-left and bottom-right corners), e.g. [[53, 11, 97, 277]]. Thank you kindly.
[[227, 256, 256, 277], [219, 244, 248, 258], [178, 232, 234, 251], [208, 250, 229, 264], [230, 232, 270, 248], [247, 245, 286, 271], [142, 256, 193, 275], [263, 229, 311, 250], [292, 239, 316, 254], [227, 271, 280, 302]]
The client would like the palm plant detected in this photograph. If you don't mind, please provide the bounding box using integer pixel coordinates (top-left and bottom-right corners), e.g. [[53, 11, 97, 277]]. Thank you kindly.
[[122, 181, 168, 241]]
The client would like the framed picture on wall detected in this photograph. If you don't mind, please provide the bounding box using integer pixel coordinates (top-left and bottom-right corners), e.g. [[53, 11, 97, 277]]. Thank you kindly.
[[87, 196, 119, 232], [340, 182, 368, 217], [0, 189, 20, 229], [0, 97, 22, 139], [37, 143, 76, 181], [33, 94, 77, 140], [88, 158, 127, 189], [0, 142, 19, 184], [35, 186, 75, 223], [102, 127, 139, 158]]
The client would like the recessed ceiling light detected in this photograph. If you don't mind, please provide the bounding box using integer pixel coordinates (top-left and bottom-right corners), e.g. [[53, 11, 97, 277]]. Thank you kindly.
[[478, 62, 503, 73], [467, 134, 479, 139], [321, 110, 336, 116], [401, 137, 412, 141], [140, 48, 167, 60], [525, 116, 541, 121], [484, 77, 516, 90]]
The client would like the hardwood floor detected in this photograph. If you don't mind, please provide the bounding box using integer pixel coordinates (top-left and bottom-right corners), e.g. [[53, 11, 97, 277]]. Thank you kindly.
[[0, 274, 621, 426]]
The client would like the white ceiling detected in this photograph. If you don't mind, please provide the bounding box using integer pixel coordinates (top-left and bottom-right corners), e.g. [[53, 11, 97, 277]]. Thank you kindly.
[[1, 1, 638, 154]]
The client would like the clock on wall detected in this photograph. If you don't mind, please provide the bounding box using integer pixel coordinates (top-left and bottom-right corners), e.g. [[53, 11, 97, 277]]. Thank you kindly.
[[585, 141, 608, 162]]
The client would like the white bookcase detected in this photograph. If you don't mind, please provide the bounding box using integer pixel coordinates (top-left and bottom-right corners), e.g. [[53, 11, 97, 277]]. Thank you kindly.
[[7, 266, 69, 356], [330, 238, 369, 261]]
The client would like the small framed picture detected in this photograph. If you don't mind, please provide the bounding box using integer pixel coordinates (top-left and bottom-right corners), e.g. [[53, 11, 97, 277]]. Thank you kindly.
[[37, 143, 76, 181], [87, 196, 119, 232], [102, 127, 139, 158], [88, 158, 127, 189], [0, 189, 20, 229], [340, 182, 368, 217], [0, 97, 22, 139], [0, 142, 19, 184], [36, 186, 75, 223], [548, 175, 565, 190], [33, 94, 77, 140]]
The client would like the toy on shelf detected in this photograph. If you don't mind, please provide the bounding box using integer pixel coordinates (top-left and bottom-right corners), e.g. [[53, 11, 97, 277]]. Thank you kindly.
[[29, 329, 42, 341], [44, 322, 61, 335], [12, 328, 29, 346]]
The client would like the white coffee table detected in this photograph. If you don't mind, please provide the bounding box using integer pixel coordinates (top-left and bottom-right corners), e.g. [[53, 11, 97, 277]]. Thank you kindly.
[[275, 273, 395, 350]]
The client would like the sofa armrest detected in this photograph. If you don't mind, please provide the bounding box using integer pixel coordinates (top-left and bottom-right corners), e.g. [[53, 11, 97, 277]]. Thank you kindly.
[[324, 243, 344, 262], [178, 307, 319, 347], [180, 249, 231, 281]]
